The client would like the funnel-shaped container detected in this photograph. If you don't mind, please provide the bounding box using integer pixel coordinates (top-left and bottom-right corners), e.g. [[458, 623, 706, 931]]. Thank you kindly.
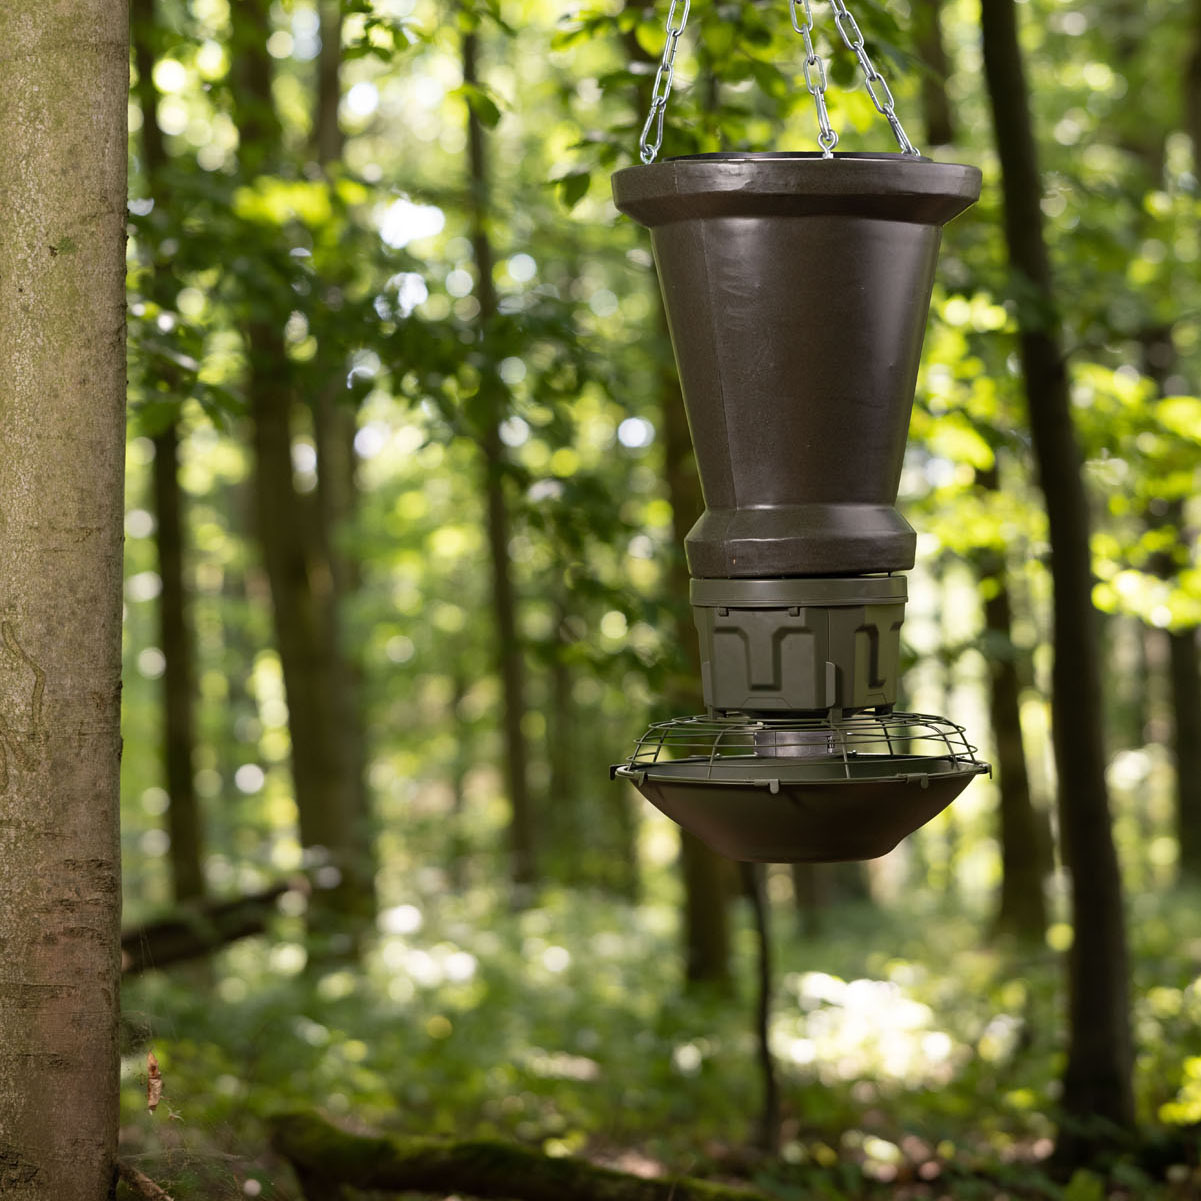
[[612, 153, 981, 578]]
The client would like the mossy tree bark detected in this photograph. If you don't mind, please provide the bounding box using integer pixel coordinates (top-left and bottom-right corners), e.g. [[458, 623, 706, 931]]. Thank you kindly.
[[231, 0, 374, 950], [133, 0, 206, 905], [979, 0, 1135, 1157], [0, 3, 128, 1197], [463, 25, 538, 892]]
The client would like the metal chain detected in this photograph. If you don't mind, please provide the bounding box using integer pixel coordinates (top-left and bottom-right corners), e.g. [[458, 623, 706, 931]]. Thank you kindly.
[[828, 0, 919, 156], [789, 0, 837, 156], [638, 0, 691, 164], [635, 0, 919, 163]]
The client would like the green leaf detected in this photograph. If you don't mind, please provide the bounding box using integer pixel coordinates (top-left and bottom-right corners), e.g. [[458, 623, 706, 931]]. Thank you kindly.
[[556, 172, 591, 210], [459, 83, 502, 129]]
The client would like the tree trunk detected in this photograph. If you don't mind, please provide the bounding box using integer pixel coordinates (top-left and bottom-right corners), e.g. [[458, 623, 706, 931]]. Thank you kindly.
[[314, 0, 344, 167], [1168, 629, 1201, 877], [976, 470, 1049, 940], [0, 3, 127, 1196], [741, 864, 780, 1154], [231, 0, 373, 950], [133, 0, 207, 905], [979, 0, 1135, 1156], [463, 27, 537, 892], [983, 570, 1050, 938], [911, 0, 956, 146], [544, 602, 578, 883], [152, 427, 206, 902], [309, 0, 377, 922], [1137, 326, 1201, 884]]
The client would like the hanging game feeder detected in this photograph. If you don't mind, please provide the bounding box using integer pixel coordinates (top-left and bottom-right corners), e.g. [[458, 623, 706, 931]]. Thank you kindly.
[[610, 0, 989, 862]]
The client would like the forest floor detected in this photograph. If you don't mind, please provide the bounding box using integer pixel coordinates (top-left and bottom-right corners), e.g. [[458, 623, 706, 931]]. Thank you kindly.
[[117, 876, 1201, 1200]]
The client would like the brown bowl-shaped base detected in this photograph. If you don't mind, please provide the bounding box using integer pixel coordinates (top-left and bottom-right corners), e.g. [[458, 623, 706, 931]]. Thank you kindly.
[[615, 754, 987, 863]]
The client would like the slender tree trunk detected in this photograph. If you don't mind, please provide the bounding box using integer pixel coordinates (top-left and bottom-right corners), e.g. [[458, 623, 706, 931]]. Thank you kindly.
[[1136, 324, 1201, 883], [449, 670, 472, 889], [984, 568, 1050, 937], [231, 0, 372, 949], [1169, 0, 1201, 892], [911, 0, 955, 146], [133, 0, 206, 904], [545, 605, 579, 884], [463, 27, 537, 891], [976, 470, 1048, 940], [309, 0, 377, 921], [315, 0, 345, 166], [980, 0, 1135, 1156], [1169, 628, 1201, 878], [0, 3, 127, 1195], [791, 863, 827, 938], [152, 427, 206, 901], [1185, 0, 1201, 157], [741, 864, 780, 1154]]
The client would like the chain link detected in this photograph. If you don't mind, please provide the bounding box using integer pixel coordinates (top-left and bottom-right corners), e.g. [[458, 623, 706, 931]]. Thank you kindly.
[[635, 0, 919, 163], [828, 0, 919, 156], [638, 0, 691, 164], [789, 0, 837, 156]]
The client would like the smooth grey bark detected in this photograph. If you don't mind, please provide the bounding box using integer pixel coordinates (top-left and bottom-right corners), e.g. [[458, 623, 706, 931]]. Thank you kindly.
[[979, 0, 1135, 1157], [0, 3, 128, 1197]]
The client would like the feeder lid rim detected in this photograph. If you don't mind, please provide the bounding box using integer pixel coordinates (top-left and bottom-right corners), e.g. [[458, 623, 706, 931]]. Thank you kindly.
[[613, 757, 988, 786], [613, 153, 981, 223], [663, 151, 936, 162]]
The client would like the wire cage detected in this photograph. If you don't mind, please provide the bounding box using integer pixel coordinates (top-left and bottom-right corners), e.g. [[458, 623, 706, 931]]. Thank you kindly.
[[621, 712, 985, 783], [613, 712, 989, 863]]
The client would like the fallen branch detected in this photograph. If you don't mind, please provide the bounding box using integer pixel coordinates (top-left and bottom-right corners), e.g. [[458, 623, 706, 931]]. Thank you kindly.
[[116, 1160, 175, 1200], [121, 880, 301, 975], [269, 1111, 771, 1201]]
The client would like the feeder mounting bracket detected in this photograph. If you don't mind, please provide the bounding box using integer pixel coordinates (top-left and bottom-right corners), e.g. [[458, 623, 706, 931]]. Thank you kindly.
[[638, 0, 920, 163]]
